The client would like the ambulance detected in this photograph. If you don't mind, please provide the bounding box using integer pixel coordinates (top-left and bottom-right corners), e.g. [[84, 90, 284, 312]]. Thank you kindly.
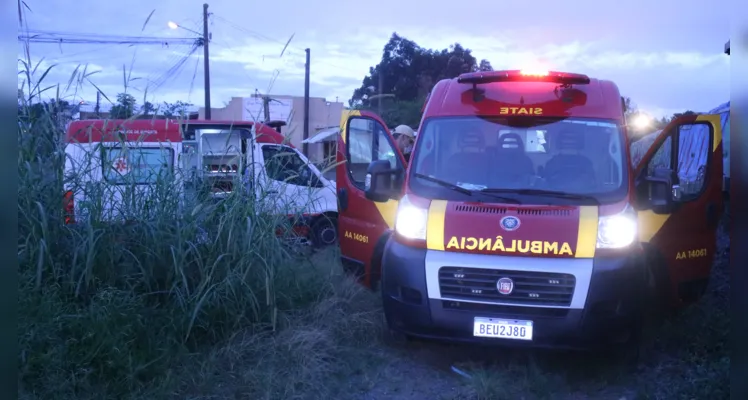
[[63, 119, 338, 247], [336, 70, 723, 350]]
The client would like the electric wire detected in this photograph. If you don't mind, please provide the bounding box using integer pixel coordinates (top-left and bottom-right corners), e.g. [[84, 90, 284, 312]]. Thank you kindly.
[[212, 14, 361, 75], [18, 29, 198, 45], [148, 44, 201, 92]]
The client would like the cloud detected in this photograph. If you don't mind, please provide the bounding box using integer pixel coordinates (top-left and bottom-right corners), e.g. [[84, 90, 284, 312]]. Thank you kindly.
[[18, 22, 728, 116]]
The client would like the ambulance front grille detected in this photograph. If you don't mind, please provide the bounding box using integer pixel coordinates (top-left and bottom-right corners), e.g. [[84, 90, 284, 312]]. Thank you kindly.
[[438, 266, 576, 307], [452, 205, 572, 217]]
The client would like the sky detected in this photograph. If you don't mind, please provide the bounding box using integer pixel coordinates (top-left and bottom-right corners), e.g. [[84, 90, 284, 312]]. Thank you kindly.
[[16, 0, 730, 118]]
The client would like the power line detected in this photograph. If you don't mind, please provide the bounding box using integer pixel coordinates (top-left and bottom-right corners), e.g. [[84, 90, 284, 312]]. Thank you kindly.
[[18, 30, 198, 45], [149, 44, 202, 92], [211, 14, 362, 75]]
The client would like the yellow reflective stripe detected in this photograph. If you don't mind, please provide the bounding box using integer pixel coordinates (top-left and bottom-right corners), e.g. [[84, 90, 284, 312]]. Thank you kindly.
[[575, 206, 598, 258], [638, 211, 668, 243], [695, 114, 722, 152], [338, 109, 361, 144], [426, 200, 448, 250], [374, 200, 399, 229]]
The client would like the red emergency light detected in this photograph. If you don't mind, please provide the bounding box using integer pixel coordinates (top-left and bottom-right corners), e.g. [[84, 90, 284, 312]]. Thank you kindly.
[[457, 70, 591, 86]]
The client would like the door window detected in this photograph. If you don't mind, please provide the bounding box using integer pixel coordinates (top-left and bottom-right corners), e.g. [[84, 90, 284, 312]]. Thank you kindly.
[[644, 122, 712, 201], [676, 124, 710, 198], [646, 136, 672, 177], [261, 145, 317, 187], [346, 117, 400, 189], [103, 147, 174, 184]]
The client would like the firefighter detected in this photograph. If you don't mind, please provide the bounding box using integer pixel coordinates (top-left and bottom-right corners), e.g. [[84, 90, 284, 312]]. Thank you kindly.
[[392, 125, 415, 163]]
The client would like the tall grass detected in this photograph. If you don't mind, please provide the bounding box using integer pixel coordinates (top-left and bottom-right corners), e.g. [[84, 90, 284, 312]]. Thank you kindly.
[[17, 42, 372, 399]]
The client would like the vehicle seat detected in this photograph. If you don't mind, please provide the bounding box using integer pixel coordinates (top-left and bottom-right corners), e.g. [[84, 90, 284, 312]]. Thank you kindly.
[[543, 129, 596, 191], [443, 132, 489, 184], [491, 133, 535, 187]]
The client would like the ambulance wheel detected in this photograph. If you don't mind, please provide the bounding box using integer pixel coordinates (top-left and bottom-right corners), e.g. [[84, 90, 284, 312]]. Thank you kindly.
[[381, 312, 410, 345], [311, 215, 337, 248], [613, 264, 659, 371]]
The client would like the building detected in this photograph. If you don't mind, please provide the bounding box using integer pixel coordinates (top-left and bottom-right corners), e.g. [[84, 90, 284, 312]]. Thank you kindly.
[[198, 95, 345, 164]]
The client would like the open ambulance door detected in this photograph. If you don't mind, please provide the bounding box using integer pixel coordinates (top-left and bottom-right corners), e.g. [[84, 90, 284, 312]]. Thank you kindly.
[[336, 110, 406, 288], [633, 114, 723, 306]]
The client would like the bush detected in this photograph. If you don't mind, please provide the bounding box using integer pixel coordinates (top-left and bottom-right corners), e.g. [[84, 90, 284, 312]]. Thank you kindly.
[[17, 55, 352, 399]]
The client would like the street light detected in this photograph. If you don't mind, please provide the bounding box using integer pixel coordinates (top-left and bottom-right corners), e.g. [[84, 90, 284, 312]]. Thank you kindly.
[[167, 21, 202, 36]]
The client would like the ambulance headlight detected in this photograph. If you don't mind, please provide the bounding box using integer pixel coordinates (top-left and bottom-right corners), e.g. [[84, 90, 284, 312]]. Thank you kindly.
[[394, 195, 428, 240], [596, 207, 637, 249]]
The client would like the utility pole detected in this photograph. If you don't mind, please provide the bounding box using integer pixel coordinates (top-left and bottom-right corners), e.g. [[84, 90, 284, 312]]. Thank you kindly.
[[95, 91, 100, 117], [302, 48, 310, 157], [262, 95, 271, 122], [202, 3, 212, 120]]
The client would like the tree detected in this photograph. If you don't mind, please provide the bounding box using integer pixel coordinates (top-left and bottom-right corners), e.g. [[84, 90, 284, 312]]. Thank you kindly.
[[622, 96, 637, 119], [349, 33, 480, 126], [671, 110, 697, 120], [350, 33, 479, 108], [142, 101, 156, 116], [109, 93, 137, 119], [476, 59, 494, 72], [161, 101, 194, 118]]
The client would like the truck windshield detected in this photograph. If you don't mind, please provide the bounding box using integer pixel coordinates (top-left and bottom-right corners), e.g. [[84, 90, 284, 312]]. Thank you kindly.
[[409, 116, 628, 204]]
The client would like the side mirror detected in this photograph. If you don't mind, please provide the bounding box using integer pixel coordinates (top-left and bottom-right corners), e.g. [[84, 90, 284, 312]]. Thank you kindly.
[[643, 167, 680, 214], [645, 175, 681, 214], [365, 160, 401, 202]]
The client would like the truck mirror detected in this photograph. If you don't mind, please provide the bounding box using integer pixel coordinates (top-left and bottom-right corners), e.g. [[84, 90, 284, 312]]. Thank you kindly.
[[365, 160, 400, 202]]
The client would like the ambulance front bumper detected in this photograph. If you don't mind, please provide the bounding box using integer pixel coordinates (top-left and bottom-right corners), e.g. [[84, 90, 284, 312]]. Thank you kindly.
[[380, 239, 645, 350]]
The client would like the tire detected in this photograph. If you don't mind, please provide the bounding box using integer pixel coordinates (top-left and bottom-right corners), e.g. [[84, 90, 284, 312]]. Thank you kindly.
[[379, 266, 410, 346], [613, 262, 659, 371], [380, 307, 410, 346], [310, 215, 337, 248]]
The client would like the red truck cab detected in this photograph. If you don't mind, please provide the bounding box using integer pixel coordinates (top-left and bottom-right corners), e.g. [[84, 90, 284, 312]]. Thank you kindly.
[[336, 70, 723, 350]]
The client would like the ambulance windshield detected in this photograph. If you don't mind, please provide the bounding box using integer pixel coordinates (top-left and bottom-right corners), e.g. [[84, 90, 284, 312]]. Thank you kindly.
[[409, 116, 628, 204]]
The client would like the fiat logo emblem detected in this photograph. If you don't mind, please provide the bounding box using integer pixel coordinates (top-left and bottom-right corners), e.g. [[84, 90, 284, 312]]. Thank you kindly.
[[500, 215, 520, 231], [497, 277, 514, 295]]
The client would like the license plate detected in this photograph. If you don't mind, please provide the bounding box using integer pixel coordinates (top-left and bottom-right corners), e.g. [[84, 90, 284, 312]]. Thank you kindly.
[[473, 317, 534, 341]]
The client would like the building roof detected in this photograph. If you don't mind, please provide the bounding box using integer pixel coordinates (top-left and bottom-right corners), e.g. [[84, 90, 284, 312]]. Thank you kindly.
[[302, 126, 339, 144]]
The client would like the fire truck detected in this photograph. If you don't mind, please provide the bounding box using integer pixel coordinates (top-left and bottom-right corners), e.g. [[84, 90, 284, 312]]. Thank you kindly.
[[335, 70, 724, 351], [63, 119, 338, 247]]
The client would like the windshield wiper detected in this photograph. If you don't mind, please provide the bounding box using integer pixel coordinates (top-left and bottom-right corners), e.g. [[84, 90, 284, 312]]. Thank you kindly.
[[480, 188, 600, 204], [414, 173, 472, 195], [413, 173, 522, 204]]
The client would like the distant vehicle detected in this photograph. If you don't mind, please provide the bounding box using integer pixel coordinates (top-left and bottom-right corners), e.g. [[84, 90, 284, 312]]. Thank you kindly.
[[63, 119, 338, 247]]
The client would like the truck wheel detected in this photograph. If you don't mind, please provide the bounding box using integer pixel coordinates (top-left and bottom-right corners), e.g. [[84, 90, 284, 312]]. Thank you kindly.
[[310, 216, 337, 248]]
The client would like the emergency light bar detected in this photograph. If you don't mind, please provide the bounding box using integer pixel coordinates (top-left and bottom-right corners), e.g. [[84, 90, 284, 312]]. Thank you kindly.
[[457, 70, 591, 86]]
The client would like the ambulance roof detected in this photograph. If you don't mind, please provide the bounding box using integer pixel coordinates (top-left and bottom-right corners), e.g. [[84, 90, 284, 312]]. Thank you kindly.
[[66, 119, 288, 145], [423, 70, 624, 122]]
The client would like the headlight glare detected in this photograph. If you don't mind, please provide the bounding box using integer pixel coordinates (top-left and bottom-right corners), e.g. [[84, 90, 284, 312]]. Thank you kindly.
[[596, 207, 637, 249], [394, 195, 428, 240]]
